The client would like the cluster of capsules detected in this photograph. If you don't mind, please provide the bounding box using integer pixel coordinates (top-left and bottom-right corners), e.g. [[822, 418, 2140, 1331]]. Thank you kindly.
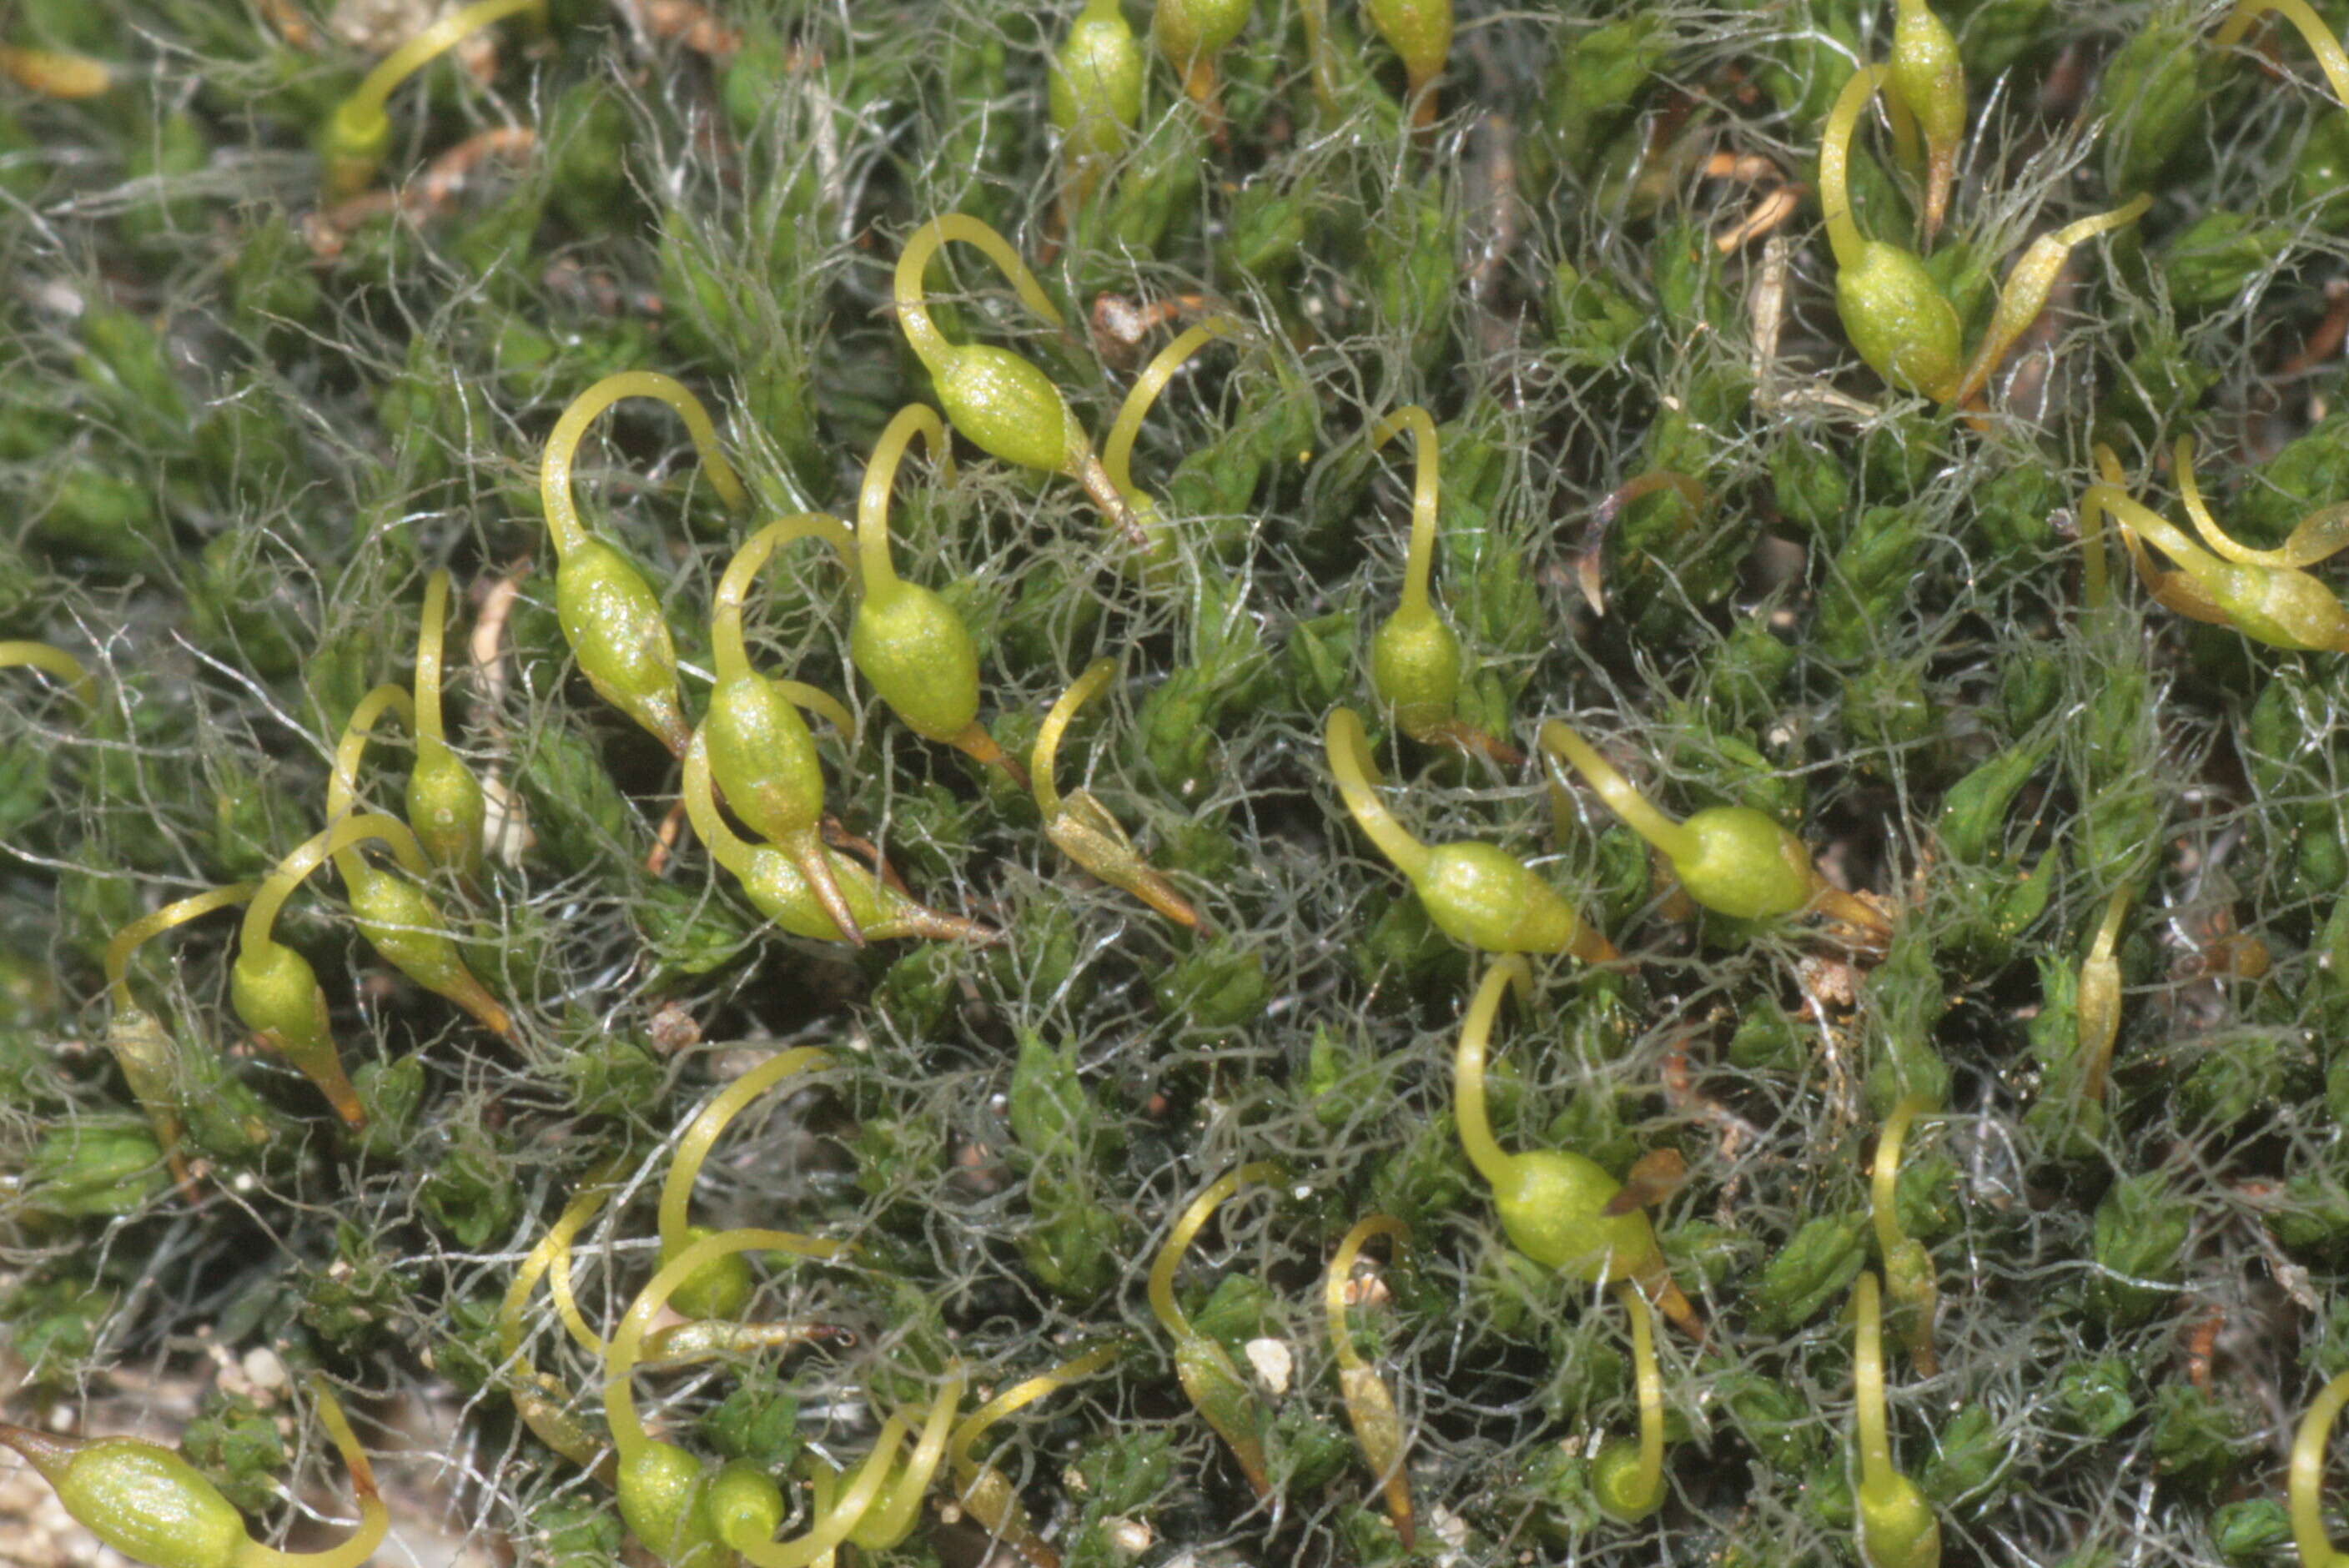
[[2, 570, 511, 1197], [3, 0, 551, 199], [482, 1048, 1116, 1568], [8, 0, 1453, 242], [0, 202, 1248, 1195], [0, 1047, 1106, 1568], [15, 0, 2349, 1565], [535, 209, 1250, 947]]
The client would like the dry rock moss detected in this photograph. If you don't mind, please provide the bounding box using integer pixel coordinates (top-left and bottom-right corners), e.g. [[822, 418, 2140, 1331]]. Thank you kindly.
[[5, 1, 2349, 1565]]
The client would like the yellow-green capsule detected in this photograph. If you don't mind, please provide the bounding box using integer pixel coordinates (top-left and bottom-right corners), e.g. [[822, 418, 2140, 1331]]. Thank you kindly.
[[1365, 407, 1464, 745], [683, 730, 994, 944], [1540, 720, 1890, 934], [1453, 962, 1653, 1284], [1818, 66, 1962, 400], [893, 215, 1136, 536], [1052, 0, 1145, 164], [617, 1441, 730, 1568], [540, 372, 749, 756], [1836, 242, 1963, 401], [2083, 436, 2349, 652], [1364, 0, 1451, 124], [326, 684, 510, 1033], [103, 882, 260, 1191], [1326, 1215, 1416, 1545], [846, 405, 1028, 781], [1326, 707, 1614, 961], [1860, 1470, 1942, 1568], [407, 570, 486, 881], [1889, 0, 1965, 240], [1452, 958, 1699, 1334], [1853, 1270, 1941, 1568], [1149, 1163, 1280, 1498], [557, 537, 693, 756], [854, 580, 983, 741], [341, 861, 511, 1035], [235, 812, 459, 1127], [5, 1435, 247, 1568], [0, 1379, 385, 1568], [1153, 0, 1250, 104], [708, 514, 866, 941], [702, 676, 828, 847], [1032, 659, 1205, 929], [229, 937, 360, 1127], [705, 1462, 786, 1555]]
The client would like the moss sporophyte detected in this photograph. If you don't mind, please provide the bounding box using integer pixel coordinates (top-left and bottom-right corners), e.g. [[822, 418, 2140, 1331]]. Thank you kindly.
[[0, 1377, 385, 1568], [407, 570, 487, 883], [1871, 1094, 1942, 1375], [657, 1048, 837, 1322], [480, 1057, 1124, 1564], [710, 513, 867, 942], [103, 884, 261, 1193], [893, 216, 1139, 540], [844, 403, 1029, 783], [1887, 0, 1964, 243], [2082, 438, 2349, 651], [2074, 889, 2132, 1104], [1149, 1160, 1282, 1497], [1151, 0, 1251, 123], [499, 1186, 837, 1468], [317, 0, 547, 198], [1853, 1271, 1942, 1568], [603, 1229, 862, 1567], [892, 215, 1238, 562], [1325, 1214, 1415, 1543], [682, 728, 994, 944], [328, 685, 510, 1036], [946, 1344, 1121, 1568], [1454, 957, 1699, 1334], [540, 370, 749, 757], [1363, 0, 1453, 128], [1033, 658, 1204, 929], [233, 814, 451, 1127], [1817, 63, 2146, 408], [605, 1224, 968, 1564], [1364, 405, 1520, 763], [1326, 706, 1614, 961], [1539, 718, 1889, 936], [1051, 0, 1144, 218], [500, 1175, 624, 1470]]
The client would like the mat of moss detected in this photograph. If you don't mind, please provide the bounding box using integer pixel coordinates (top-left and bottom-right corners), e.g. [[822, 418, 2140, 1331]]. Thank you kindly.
[[6, 1, 2349, 1565]]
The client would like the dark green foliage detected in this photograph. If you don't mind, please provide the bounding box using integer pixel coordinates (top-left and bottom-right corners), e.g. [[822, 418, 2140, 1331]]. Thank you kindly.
[[180, 1390, 289, 1516]]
